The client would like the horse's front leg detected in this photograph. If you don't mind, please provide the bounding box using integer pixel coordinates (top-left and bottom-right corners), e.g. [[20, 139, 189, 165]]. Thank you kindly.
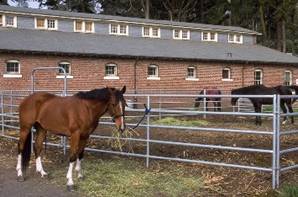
[[280, 102, 289, 125], [67, 131, 80, 191], [75, 138, 88, 179]]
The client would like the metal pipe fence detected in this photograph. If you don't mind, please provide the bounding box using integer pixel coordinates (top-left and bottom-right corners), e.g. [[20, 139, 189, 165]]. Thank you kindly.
[[1, 90, 298, 189]]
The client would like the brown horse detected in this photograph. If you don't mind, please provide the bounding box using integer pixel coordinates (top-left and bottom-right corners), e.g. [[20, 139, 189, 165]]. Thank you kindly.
[[16, 86, 127, 191]]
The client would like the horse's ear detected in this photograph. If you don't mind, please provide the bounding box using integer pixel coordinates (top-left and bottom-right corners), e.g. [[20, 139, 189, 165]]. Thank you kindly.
[[121, 86, 126, 94]]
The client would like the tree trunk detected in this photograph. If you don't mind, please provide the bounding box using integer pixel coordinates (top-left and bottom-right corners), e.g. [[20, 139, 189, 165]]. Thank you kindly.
[[145, 0, 150, 19]]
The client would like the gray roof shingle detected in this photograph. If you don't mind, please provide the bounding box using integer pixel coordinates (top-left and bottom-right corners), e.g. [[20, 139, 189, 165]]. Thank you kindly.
[[0, 27, 297, 65], [0, 5, 260, 35]]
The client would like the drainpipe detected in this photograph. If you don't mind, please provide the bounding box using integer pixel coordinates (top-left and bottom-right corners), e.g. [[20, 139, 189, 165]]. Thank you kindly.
[[133, 58, 139, 108]]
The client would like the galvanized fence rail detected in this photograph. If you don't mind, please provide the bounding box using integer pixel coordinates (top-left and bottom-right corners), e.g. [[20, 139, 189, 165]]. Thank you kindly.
[[1, 91, 298, 189]]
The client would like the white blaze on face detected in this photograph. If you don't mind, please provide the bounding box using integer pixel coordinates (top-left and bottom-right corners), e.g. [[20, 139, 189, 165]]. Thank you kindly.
[[119, 101, 124, 130]]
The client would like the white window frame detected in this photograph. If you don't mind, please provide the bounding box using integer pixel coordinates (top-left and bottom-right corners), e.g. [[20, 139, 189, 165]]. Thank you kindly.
[[2, 15, 17, 28], [222, 67, 233, 81], [147, 64, 160, 80], [34, 17, 58, 30], [254, 69, 263, 85], [142, 26, 160, 38], [228, 34, 243, 44], [185, 66, 198, 81], [173, 29, 190, 40], [201, 32, 218, 42], [73, 20, 94, 33], [284, 70, 293, 86], [109, 24, 129, 36], [104, 63, 119, 80], [3, 60, 22, 78], [56, 62, 73, 79]]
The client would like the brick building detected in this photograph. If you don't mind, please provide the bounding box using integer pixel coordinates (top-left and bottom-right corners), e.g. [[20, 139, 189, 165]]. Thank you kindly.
[[0, 5, 298, 93]]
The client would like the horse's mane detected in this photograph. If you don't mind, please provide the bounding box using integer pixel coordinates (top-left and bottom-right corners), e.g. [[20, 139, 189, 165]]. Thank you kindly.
[[74, 88, 112, 101]]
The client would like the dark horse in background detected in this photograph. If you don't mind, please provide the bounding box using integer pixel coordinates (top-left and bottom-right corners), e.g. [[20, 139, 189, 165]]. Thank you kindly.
[[16, 86, 127, 191], [195, 89, 222, 111], [231, 85, 294, 125]]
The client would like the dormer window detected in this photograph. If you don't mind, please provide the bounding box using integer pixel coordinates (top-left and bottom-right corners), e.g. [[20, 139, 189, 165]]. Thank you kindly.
[[202, 32, 217, 42], [228, 34, 243, 44], [109, 24, 128, 36], [1, 15, 17, 28], [35, 17, 57, 30], [74, 20, 94, 33], [173, 29, 190, 40], [142, 26, 160, 38]]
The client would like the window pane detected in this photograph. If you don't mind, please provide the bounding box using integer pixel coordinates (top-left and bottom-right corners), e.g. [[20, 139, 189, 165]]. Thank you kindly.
[[6, 16, 15, 26], [284, 71, 292, 85], [254, 70, 262, 85], [182, 30, 189, 39], [36, 18, 45, 28], [85, 21, 93, 32], [228, 34, 234, 42], [143, 27, 150, 36], [222, 69, 230, 79], [6, 62, 19, 73], [187, 67, 195, 78], [236, 34, 241, 42], [174, 29, 180, 38], [210, 32, 215, 40], [105, 64, 117, 76], [47, 19, 56, 29], [110, 24, 118, 34], [119, 25, 127, 34], [58, 63, 70, 74], [202, 32, 208, 40], [148, 65, 157, 77], [152, 27, 159, 37], [75, 20, 82, 31]]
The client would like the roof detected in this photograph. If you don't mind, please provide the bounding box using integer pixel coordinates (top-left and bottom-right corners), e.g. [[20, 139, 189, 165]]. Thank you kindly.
[[0, 5, 260, 35], [0, 27, 297, 65]]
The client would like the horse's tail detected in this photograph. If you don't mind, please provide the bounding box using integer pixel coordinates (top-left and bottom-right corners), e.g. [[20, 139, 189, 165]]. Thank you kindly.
[[21, 130, 32, 170]]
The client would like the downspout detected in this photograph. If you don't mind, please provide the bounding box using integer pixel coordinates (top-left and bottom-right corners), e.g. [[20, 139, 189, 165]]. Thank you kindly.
[[133, 57, 139, 108]]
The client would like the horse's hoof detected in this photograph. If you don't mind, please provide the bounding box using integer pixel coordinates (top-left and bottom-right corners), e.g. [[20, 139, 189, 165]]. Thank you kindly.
[[17, 175, 25, 182], [41, 173, 49, 179], [78, 175, 84, 180], [67, 185, 75, 192]]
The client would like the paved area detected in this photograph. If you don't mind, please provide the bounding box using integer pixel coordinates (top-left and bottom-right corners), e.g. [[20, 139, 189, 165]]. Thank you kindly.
[[0, 154, 79, 197]]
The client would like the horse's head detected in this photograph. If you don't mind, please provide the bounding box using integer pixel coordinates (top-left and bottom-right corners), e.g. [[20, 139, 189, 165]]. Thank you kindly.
[[107, 86, 127, 133]]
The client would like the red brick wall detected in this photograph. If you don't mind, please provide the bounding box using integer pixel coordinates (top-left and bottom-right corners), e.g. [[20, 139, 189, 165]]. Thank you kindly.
[[0, 53, 297, 94]]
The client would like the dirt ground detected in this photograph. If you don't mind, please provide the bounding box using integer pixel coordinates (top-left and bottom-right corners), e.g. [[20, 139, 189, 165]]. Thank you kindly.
[[0, 139, 79, 197], [1, 115, 298, 196]]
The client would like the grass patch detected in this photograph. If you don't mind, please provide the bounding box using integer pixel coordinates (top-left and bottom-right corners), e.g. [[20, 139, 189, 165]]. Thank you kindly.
[[279, 185, 298, 197], [153, 117, 209, 127], [50, 158, 202, 197]]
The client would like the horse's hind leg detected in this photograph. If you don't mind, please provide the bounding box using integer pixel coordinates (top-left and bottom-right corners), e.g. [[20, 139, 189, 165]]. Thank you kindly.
[[75, 138, 88, 179], [34, 125, 48, 177]]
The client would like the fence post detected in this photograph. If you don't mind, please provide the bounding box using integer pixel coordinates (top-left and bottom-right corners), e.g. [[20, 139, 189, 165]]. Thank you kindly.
[[276, 94, 281, 188], [272, 94, 281, 189], [146, 95, 150, 168], [203, 89, 207, 119], [1, 93, 4, 135]]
